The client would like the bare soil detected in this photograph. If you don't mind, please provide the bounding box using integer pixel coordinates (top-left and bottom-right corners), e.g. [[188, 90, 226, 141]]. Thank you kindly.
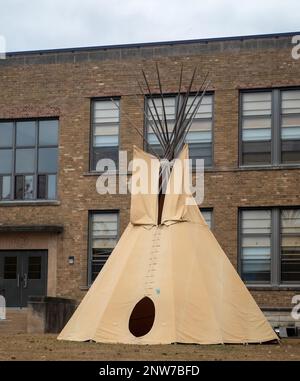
[[0, 334, 299, 361]]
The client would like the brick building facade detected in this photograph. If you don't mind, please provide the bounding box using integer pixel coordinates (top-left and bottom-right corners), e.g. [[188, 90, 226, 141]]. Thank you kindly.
[[0, 32, 299, 314]]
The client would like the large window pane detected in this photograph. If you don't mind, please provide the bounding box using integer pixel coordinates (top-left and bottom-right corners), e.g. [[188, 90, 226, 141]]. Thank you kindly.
[[241, 92, 272, 166], [0, 122, 13, 147], [16, 121, 36, 147], [0, 149, 12, 173], [15, 148, 35, 173], [1, 176, 11, 199], [92, 100, 119, 171], [281, 209, 300, 283], [39, 120, 58, 146], [38, 148, 58, 173], [281, 90, 300, 164], [241, 210, 271, 283], [91, 212, 118, 282]]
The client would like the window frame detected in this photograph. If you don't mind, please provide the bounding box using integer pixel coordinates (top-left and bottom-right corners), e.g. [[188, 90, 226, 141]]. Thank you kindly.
[[0, 117, 59, 202], [143, 92, 214, 169], [87, 210, 120, 285], [239, 87, 300, 168], [89, 97, 121, 173], [238, 206, 300, 288]]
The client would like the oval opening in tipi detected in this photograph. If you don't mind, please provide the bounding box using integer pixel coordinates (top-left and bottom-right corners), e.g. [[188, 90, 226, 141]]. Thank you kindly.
[[129, 297, 155, 337]]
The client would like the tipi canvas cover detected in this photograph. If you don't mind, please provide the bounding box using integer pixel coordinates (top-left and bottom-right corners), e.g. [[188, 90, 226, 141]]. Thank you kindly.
[[58, 145, 277, 344]]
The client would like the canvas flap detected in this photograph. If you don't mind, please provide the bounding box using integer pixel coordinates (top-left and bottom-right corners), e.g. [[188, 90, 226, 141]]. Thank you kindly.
[[130, 146, 160, 225]]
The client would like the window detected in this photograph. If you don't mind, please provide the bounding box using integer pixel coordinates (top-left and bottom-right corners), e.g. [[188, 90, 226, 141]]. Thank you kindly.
[[281, 209, 300, 282], [240, 89, 300, 166], [91, 99, 120, 171], [240, 210, 271, 283], [146, 94, 213, 167], [200, 208, 213, 229], [281, 90, 300, 163], [0, 119, 58, 201], [240, 208, 300, 285], [89, 211, 119, 283]]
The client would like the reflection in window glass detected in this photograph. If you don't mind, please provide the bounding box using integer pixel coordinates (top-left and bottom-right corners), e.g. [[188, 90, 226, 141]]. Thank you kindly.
[[47, 175, 56, 200], [16, 121, 36, 147], [15, 149, 35, 174], [0, 122, 13, 147], [39, 120, 58, 146], [0, 149, 12, 173], [38, 148, 58, 173], [2, 176, 11, 199]]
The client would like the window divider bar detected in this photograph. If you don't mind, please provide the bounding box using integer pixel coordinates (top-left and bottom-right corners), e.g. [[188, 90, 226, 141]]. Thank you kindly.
[[272, 89, 281, 165], [271, 208, 280, 285]]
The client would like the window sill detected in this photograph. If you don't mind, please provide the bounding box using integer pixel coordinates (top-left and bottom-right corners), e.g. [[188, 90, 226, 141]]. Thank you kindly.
[[0, 200, 60, 207], [238, 164, 300, 171], [247, 285, 300, 291], [80, 285, 90, 291]]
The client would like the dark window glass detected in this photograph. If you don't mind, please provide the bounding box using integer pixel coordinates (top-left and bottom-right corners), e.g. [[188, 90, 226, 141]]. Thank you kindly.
[[16, 121, 36, 147], [242, 141, 271, 165], [39, 120, 58, 146], [92, 146, 119, 171], [0, 149, 12, 173], [37, 175, 46, 199], [92, 248, 112, 281], [38, 148, 58, 173], [281, 140, 300, 163], [4, 257, 17, 279], [15, 175, 24, 200], [0, 122, 13, 147], [15, 148, 35, 174], [28, 256, 41, 279]]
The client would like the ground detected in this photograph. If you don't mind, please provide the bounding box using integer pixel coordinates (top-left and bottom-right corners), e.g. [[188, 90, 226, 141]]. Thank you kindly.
[[0, 334, 299, 360]]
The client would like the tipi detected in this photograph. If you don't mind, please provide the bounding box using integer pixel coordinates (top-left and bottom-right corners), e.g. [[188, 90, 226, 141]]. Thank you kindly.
[[58, 67, 278, 344]]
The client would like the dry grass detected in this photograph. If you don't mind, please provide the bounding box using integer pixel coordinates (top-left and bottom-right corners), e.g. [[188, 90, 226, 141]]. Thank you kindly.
[[0, 334, 299, 361]]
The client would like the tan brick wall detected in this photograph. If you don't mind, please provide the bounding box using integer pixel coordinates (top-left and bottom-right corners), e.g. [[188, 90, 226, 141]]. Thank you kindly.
[[0, 35, 299, 306]]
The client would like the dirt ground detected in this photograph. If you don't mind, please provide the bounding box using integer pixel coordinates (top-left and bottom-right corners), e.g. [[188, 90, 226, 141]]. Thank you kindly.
[[0, 334, 299, 360]]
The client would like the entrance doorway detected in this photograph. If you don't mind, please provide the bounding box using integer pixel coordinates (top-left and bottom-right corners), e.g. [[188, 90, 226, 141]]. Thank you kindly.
[[0, 250, 48, 307]]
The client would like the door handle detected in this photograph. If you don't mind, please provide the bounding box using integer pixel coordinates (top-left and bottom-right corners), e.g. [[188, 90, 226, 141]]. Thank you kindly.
[[17, 274, 20, 288], [23, 273, 28, 289]]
